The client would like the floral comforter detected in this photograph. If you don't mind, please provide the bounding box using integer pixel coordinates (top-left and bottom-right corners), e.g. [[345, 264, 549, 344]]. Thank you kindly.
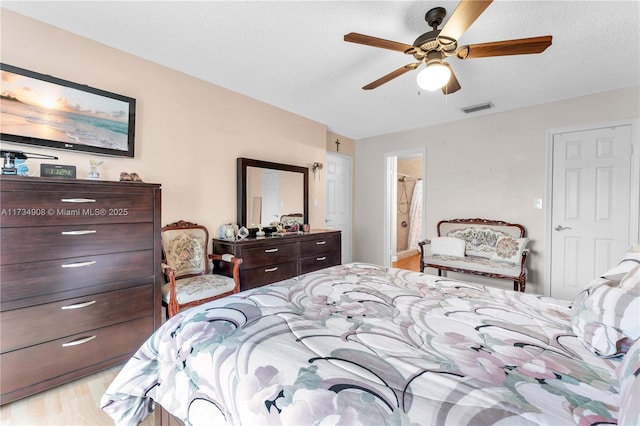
[[101, 263, 622, 425]]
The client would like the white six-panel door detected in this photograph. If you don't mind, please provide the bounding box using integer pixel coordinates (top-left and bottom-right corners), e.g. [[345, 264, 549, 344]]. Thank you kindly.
[[550, 124, 633, 300], [326, 152, 352, 263]]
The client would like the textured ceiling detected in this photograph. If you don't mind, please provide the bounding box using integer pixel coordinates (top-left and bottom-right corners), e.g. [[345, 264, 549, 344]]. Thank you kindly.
[[3, 1, 639, 140]]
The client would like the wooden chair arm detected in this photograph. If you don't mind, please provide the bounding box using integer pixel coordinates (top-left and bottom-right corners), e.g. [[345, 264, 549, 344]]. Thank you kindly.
[[161, 263, 179, 317], [209, 254, 243, 291], [418, 239, 431, 247], [520, 248, 529, 266], [161, 263, 176, 278], [209, 253, 243, 266]]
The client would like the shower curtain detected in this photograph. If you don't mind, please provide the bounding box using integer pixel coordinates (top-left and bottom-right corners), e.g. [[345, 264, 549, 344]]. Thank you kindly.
[[407, 179, 423, 249]]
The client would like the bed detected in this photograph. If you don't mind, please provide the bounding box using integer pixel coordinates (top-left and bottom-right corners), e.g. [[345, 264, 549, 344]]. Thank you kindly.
[[101, 259, 639, 425]]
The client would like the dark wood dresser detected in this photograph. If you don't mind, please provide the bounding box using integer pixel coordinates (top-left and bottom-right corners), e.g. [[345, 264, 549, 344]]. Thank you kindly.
[[0, 176, 162, 404], [212, 230, 341, 291]]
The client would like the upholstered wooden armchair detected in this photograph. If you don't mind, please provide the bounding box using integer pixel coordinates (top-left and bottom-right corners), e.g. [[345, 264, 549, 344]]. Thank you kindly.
[[161, 220, 242, 318]]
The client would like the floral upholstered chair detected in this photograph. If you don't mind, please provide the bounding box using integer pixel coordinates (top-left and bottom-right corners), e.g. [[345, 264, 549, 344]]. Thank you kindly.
[[161, 220, 242, 318], [280, 213, 304, 229]]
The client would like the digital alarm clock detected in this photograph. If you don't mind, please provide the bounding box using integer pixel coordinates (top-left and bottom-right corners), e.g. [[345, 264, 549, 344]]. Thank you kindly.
[[40, 163, 77, 179]]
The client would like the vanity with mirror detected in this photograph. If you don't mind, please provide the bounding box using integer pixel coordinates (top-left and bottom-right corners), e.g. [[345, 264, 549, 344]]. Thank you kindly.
[[212, 158, 341, 290]]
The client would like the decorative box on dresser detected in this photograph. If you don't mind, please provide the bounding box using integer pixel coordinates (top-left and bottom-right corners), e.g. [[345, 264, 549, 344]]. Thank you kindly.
[[0, 176, 162, 405], [212, 230, 341, 291]]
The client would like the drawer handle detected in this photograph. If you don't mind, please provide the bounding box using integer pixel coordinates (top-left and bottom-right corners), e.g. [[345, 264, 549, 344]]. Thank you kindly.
[[61, 300, 96, 310], [317, 256, 327, 261], [264, 248, 279, 253], [264, 267, 279, 272], [62, 335, 96, 347], [61, 198, 97, 203], [61, 230, 97, 235], [316, 241, 327, 245], [61, 260, 96, 268]]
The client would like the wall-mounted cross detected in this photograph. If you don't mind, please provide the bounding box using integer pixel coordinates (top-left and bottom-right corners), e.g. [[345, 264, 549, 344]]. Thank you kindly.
[[335, 139, 340, 152]]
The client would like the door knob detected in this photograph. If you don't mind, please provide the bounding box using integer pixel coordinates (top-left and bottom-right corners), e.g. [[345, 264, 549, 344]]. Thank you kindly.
[[554, 225, 572, 231]]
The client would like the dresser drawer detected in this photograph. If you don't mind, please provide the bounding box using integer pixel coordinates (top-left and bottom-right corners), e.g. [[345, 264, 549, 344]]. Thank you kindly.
[[0, 316, 153, 399], [1, 223, 153, 264], [239, 242, 298, 269], [300, 234, 340, 257], [0, 285, 154, 353], [241, 261, 297, 290], [0, 190, 153, 227], [300, 253, 341, 274], [1, 250, 153, 305]]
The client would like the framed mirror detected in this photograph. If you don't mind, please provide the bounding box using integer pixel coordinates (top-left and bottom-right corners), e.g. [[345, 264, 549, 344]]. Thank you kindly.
[[237, 158, 309, 233]]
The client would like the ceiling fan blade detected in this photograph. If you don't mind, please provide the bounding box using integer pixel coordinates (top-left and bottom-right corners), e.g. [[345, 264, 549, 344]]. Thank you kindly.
[[344, 32, 415, 53], [457, 35, 553, 59], [363, 63, 420, 90], [438, 0, 493, 42], [441, 64, 461, 95]]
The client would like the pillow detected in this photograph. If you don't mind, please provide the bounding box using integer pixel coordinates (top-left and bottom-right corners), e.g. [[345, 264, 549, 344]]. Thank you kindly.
[[490, 236, 529, 264], [430, 236, 465, 257], [602, 245, 640, 280], [571, 264, 640, 357], [616, 337, 640, 425]]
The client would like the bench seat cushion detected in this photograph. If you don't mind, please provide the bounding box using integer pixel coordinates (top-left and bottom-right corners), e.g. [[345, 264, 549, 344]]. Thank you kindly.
[[424, 254, 522, 277]]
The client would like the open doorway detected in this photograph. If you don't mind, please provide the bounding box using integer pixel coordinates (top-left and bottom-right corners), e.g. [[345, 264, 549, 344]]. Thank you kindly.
[[384, 149, 426, 270]]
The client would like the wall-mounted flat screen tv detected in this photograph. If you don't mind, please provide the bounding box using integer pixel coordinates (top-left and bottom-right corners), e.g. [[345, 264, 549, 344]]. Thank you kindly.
[[0, 63, 136, 157]]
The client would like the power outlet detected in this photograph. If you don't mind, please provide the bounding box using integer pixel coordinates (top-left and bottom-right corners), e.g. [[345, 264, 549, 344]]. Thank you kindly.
[[534, 198, 543, 209]]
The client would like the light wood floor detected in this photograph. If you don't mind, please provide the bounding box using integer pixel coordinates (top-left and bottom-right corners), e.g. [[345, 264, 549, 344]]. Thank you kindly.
[[0, 365, 155, 425], [392, 253, 421, 271]]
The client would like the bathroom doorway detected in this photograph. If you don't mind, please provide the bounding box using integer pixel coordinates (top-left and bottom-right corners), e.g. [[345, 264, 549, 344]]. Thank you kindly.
[[383, 149, 425, 270]]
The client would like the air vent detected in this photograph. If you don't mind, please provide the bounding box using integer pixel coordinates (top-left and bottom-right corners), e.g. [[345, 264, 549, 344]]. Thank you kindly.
[[461, 102, 494, 114]]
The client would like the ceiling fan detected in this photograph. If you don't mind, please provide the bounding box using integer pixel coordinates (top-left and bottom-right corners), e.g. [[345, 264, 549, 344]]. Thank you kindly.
[[344, 0, 552, 94]]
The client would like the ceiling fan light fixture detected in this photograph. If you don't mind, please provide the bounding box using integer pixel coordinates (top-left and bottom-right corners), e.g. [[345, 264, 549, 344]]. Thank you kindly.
[[416, 61, 451, 91], [345, 2, 552, 92]]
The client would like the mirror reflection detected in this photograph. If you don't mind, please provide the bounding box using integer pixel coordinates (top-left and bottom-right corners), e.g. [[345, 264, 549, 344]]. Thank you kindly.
[[246, 167, 304, 227], [237, 157, 309, 232]]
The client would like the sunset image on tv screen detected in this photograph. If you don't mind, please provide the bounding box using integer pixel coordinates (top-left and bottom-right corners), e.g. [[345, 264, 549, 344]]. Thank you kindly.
[[0, 69, 131, 152]]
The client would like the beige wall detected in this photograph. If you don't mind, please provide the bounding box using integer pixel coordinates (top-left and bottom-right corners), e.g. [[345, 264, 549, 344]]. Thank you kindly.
[[0, 9, 328, 236], [326, 131, 355, 156], [355, 88, 640, 295]]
